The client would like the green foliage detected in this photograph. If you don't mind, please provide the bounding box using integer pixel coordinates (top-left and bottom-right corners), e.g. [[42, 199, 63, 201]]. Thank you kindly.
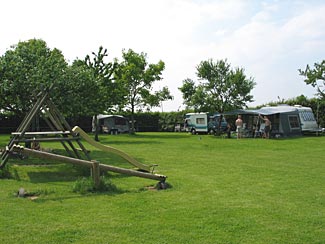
[[298, 60, 325, 127], [0, 42, 121, 120], [72, 177, 95, 194], [131, 112, 160, 132], [0, 164, 11, 179], [120, 111, 185, 132], [179, 59, 256, 113], [158, 111, 184, 131], [72, 176, 118, 194], [299, 60, 325, 98], [0, 39, 68, 116], [84, 46, 120, 113], [84, 46, 121, 140], [115, 49, 173, 132]]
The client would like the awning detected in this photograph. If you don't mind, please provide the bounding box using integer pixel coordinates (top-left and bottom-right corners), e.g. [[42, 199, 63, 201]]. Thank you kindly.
[[224, 105, 298, 116]]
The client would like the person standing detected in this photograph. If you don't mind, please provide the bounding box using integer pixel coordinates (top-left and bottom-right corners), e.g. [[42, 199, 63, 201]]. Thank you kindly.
[[235, 115, 243, 139], [226, 122, 232, 138], [259, 115, 271, 139]]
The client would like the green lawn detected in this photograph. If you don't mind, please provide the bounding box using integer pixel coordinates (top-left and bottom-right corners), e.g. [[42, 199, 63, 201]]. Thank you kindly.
[[0, 133, 324, 244]]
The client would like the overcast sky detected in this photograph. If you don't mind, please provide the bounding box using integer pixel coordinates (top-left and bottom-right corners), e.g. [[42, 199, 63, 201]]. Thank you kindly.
[[2, 0, 325, 111]]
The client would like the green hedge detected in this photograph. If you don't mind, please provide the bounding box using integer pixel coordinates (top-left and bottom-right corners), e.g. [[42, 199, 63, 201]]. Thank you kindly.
[[0, 112, 187, 133], [121, 111, 185, 132]]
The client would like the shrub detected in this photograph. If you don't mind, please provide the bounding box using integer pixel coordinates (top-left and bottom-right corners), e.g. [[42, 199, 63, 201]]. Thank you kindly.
[[0, 164, 12, 179], [72, 176, 118, 194]]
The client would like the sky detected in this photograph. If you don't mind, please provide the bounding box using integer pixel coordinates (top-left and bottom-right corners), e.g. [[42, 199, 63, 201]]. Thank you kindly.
[[1, 0, 325, 111]]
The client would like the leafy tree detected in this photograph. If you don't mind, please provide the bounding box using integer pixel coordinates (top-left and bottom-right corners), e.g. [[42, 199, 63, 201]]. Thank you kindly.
[[84, 46, 119, 140], [61, 59, 99, 117], [115, 49, 172, 133], [179, 59, 255, 113], [0, 39, 67, 116], [299, 60, 325, 98], [298, 60, 325, 127]]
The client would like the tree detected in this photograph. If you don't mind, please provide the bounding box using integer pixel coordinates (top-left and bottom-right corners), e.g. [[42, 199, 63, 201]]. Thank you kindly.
[[299, 60, 325, 98], [115, 49, 172, 133], [84, 46, 119, 141], [179, 59, 256, 113], [0, 39, 67, 116], [61, 59, 99, 117]]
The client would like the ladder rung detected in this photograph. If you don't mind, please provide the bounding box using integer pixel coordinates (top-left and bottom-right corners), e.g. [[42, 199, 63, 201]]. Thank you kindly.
[[11, 131, 71, 136]]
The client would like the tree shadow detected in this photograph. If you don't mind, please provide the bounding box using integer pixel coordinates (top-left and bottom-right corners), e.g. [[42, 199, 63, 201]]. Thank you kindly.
[[96, 132, 190, 144], [97, 139, 161, 145], [30, 188, 129, 203], [27, 170, 80, 183], [129, 133, 190, 139]]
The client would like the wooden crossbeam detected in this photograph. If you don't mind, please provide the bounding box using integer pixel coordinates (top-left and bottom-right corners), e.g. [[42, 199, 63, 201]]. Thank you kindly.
[[0, 88, 91, 169]]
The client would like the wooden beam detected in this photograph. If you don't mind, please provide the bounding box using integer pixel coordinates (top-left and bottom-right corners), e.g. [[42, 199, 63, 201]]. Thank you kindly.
[[12, 145, 167, 182], [12, 131, 71, 136]]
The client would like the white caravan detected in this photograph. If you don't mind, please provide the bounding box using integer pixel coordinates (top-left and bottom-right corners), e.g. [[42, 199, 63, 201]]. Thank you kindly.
[[294, 105, 320, 132]]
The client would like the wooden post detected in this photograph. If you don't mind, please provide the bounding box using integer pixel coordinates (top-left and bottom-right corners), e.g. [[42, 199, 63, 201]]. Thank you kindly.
[[91, 160, 100, 189]]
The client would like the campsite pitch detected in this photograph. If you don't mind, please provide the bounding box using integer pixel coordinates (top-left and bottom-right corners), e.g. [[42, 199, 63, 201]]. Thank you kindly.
[[0, 133, 324, 244]]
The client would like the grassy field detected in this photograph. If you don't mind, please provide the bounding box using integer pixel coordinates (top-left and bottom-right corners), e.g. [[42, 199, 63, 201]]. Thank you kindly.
[[0, 133, 324, 244]]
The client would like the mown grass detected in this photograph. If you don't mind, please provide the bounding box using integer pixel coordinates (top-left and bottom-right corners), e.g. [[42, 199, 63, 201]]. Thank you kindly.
[[0, 133, 324, 243]]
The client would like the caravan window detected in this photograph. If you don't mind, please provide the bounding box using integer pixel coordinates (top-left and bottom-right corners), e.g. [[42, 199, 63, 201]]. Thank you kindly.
[[288, 115, 300, 129], [115, 117, 127, 125], [196, 118, 205, 124], [301, 111, 315, 121]]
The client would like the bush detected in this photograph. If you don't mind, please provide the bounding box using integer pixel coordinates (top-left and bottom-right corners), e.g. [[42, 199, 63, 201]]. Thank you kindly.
[[72, 176, 118, 194], [0, 164, 12, 179]]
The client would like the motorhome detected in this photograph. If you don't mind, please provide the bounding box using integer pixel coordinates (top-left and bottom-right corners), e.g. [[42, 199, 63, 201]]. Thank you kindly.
[[184, 112, 227, 134]]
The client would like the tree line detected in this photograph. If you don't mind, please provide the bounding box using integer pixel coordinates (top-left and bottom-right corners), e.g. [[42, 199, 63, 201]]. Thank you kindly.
[[1, 38, 325, 132], [0, 39, 172, 137]]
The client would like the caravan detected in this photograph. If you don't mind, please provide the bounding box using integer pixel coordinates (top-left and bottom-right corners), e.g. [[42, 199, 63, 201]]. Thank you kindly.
[[225, 105, 320, 138], [93, 115, 129, 134], [184, 112, 227, 134], [294, 105, 320, 133]]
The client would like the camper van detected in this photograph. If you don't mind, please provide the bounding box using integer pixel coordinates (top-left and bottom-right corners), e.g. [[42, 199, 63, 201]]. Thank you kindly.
[[184, 112, 227, 134], [294, 105, 320, 133]]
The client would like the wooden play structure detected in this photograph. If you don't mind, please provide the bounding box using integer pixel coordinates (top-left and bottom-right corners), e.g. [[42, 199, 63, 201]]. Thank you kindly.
[[0, 88, 167, 188]]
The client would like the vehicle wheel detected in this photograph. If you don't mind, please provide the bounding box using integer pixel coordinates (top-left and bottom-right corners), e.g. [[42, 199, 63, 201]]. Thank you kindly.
[[191, 129, 196, 135]]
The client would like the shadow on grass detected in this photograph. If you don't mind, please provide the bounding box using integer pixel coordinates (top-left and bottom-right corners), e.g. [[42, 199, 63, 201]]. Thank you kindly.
[[97, 139, 161, 145], [33, 148, 151, 170], [30, 179, 170, 203], [27, 171, 80, 183], [129, 133, 190, 139], [31, 189, 129, 203], [95, 133, 190, 144], [27, 170, 155, 186]]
